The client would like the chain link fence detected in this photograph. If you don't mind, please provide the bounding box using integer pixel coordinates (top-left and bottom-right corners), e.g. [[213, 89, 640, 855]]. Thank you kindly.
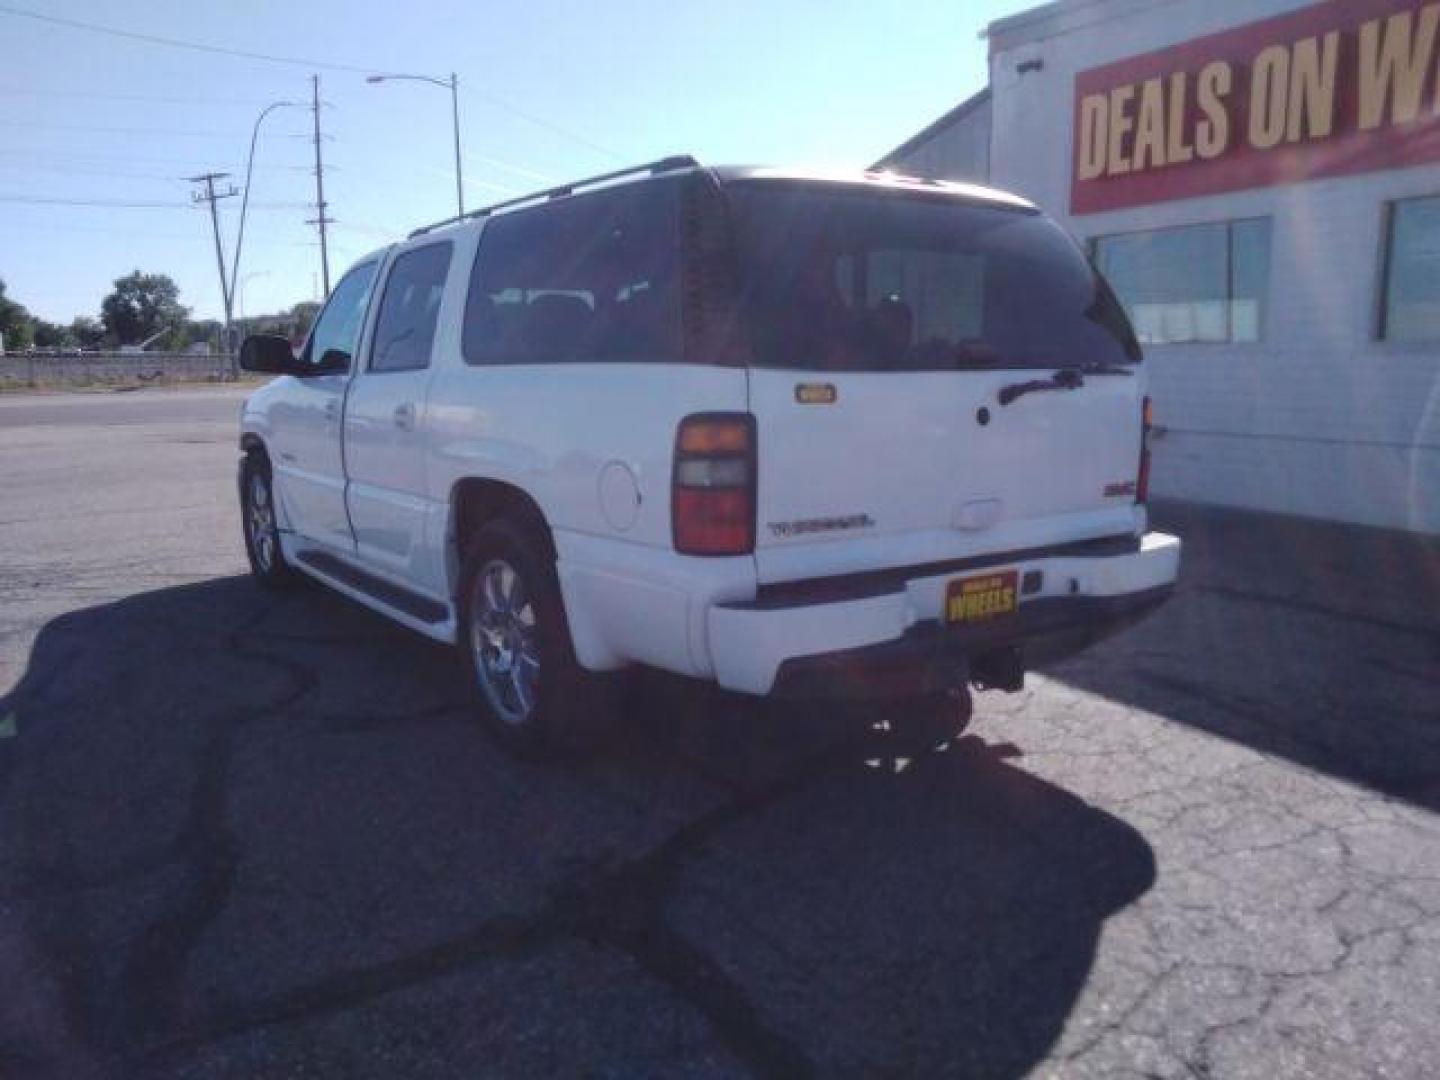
[[0, 353, 238, 391]]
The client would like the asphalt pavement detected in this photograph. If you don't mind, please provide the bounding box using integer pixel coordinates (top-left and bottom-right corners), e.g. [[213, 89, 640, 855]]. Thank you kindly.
[[1, 386, 1438, 1079]]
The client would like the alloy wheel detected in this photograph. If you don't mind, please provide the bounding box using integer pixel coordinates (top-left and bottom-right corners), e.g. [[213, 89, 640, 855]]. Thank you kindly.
[[469, 558, 541, 726]]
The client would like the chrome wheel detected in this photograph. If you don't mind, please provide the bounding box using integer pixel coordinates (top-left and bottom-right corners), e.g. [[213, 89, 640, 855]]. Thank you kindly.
[[247, 471, 277, 573], [469, 558, 540, 727]]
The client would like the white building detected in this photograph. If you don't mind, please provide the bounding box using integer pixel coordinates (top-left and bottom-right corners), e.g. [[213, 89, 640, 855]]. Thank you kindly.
[[878, 0, 1440, 534]]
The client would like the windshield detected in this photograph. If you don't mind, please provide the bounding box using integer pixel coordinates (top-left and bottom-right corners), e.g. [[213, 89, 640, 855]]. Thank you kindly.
[[726, 182, 1140, 372]]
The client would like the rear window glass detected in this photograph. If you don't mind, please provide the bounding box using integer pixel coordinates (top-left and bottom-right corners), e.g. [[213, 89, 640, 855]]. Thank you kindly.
[[463, 182, 681, 365], [726, 183, 1139, 372]]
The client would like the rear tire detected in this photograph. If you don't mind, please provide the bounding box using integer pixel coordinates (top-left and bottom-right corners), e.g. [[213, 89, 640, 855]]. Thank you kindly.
[[458, 515, 616, 757], [240, 453, 299, 588]]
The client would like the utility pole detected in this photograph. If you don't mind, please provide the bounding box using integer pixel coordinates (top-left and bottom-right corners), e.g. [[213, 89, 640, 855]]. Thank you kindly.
[[307, 74, 333, 296], [189, 172, 239, 367], [449, 73, 463, 216]]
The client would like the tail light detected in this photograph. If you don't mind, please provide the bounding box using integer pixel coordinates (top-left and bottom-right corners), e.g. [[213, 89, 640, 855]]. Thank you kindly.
[[1136, 396, 1153, 505], [672, 413, 756, 555]]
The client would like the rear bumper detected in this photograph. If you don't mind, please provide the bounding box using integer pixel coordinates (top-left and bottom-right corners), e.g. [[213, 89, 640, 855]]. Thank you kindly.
[[707, 531, 1181, 696]]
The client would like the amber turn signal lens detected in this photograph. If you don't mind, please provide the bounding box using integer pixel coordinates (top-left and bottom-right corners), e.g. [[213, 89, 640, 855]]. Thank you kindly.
[[677, 419, 750, 455]]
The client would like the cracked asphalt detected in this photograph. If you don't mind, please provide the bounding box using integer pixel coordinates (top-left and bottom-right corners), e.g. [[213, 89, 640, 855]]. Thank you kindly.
[[1, 386, 1438, 1078]]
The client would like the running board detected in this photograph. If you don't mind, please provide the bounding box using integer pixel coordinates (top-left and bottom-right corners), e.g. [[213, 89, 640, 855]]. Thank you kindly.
[[296, 550, 449, 625]]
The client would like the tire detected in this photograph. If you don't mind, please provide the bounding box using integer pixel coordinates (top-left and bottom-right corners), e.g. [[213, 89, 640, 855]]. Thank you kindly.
[[458, 515, 616, 757], [240, 453, 299, 588]]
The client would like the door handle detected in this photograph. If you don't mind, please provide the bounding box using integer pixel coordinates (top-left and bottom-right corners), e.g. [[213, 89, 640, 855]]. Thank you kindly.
[[393, 402, 416, 430], [324, 400, 339, 421]]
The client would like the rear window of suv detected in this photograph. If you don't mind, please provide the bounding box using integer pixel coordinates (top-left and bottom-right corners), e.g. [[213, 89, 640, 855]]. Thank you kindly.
[[462, 181, 682, 365], [725, 182, 1140, 372]]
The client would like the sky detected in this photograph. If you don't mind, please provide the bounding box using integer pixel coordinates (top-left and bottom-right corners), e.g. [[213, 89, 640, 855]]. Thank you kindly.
[[0, 0, 1023, 325]]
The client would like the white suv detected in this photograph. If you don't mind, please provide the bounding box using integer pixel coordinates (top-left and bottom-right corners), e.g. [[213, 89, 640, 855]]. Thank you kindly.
[[238, 157, 1180, 753]]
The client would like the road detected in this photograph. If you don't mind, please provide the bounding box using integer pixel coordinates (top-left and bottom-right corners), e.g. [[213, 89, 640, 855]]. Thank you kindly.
[[2, 387, 1438, 1078]]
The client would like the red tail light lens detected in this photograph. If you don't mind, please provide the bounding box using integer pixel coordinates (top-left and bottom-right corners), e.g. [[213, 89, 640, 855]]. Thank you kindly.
[[1137, 396, 1153, 505], [673, 414, 755, 555]]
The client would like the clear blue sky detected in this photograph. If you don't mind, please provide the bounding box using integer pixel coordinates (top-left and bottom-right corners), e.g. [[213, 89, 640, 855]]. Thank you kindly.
[[0, 0, 1022, 324]]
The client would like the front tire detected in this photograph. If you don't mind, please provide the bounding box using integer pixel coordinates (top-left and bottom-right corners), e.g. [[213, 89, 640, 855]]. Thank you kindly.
[[240, 454, 298, 588], [459, 516, 615, 756]]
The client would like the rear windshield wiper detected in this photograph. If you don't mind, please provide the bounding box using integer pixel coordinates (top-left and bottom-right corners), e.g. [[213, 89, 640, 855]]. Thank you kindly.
[[998, 367, 1085, 406], [997, 362, 1133, 406]]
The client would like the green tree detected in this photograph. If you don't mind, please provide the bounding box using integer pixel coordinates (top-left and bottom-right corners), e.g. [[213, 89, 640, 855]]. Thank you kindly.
[[289, 300, 321, 341], [0, 277, 35, 351], [31, 319, 73, 348], [69, 316, 106, 349], [100, 271, 189, 348]]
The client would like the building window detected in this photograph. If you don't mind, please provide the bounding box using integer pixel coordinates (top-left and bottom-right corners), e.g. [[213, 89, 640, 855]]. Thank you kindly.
[[1092, 219, 1271, 345], [1380, 195, 1440, 342]]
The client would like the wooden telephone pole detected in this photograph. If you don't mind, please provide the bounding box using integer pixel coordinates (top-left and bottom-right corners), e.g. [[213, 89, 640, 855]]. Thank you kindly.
[[189, 172, 239, 363]]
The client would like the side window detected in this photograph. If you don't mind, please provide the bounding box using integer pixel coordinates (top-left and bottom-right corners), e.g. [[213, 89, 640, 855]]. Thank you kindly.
[[369, 242, 454, 373], [462, 181, 680, 365], [302, 261, 378, 370]]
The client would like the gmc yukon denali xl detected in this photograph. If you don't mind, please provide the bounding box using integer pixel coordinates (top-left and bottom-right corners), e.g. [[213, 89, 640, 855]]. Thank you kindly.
[[238, 156, 1180, 753]]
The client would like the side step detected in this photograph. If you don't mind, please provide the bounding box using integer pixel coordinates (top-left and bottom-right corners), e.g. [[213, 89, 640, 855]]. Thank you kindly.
[[296, 550, 449, 625]]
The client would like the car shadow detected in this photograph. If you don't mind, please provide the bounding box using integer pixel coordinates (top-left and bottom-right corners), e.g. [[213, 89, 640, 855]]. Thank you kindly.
[[0, 575, 1154, 1078], [1042, 502, 1440, 813]]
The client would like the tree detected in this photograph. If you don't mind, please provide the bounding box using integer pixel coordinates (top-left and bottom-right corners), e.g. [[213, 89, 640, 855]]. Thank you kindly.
[[289, 300, 321, 341], [69, 317, 106, 349], [100, 271, 189, 348], [31, 319, 72, 348], [0, 277, 34, 351]]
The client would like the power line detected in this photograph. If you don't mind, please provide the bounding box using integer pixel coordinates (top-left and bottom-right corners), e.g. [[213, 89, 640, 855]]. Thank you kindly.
[[0, 119, 307, 139], [458, 85, 622, 162], [464, 153, 558, 183], [0, 147, 298, 172], [0, 85, 275, 107], [0, 194, 308, 209], [1, 220, 199, 238], [0, 161, 189, 182], [0, 2, 625, 161], [0, 194, 189, 208], [0, 3, 375, 73]]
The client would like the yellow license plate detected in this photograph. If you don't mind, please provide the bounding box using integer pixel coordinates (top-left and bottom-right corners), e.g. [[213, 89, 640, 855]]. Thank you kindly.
[[945, 570, 1019, 624]]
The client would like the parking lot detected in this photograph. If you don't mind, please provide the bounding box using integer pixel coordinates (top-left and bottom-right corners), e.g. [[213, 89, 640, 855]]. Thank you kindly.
[[2, 387, 1438, 1079]]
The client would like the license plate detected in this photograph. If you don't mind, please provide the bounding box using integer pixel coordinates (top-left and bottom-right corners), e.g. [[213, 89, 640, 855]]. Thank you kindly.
[[945, 570, 1019, 624]]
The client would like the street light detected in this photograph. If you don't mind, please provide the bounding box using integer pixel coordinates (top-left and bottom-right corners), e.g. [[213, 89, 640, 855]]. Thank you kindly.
[[230, 100, 303, 329], [366, 72, 464, 216]]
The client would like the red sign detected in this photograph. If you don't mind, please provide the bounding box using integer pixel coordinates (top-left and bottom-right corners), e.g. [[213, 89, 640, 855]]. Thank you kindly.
[[1071, 0, 1440, 214]]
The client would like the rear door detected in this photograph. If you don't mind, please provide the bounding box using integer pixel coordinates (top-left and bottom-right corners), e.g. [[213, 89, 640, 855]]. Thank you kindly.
[[726, 181, 1145, 586], [343, 240, 454, 587]]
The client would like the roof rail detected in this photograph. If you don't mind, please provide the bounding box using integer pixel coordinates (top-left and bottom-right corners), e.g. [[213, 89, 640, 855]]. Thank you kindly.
[[408, 154, 700, 238]]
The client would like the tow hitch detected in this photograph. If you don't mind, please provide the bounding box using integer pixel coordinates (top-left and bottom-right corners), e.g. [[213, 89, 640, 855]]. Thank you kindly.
[[971, 647, 1025, 692]]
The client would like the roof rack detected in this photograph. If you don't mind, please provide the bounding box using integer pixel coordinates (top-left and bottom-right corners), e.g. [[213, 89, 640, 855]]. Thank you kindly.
[[408, 154, 700, 238]]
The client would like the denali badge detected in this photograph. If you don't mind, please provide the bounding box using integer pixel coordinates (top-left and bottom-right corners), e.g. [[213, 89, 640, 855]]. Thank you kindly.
[[1104, 480, 1138, 498], [794, 382, 838, 404], [768, 513, 875, 538]]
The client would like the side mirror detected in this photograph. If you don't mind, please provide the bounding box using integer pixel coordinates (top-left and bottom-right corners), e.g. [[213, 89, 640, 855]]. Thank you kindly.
[[238, 334, 295, 374]]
